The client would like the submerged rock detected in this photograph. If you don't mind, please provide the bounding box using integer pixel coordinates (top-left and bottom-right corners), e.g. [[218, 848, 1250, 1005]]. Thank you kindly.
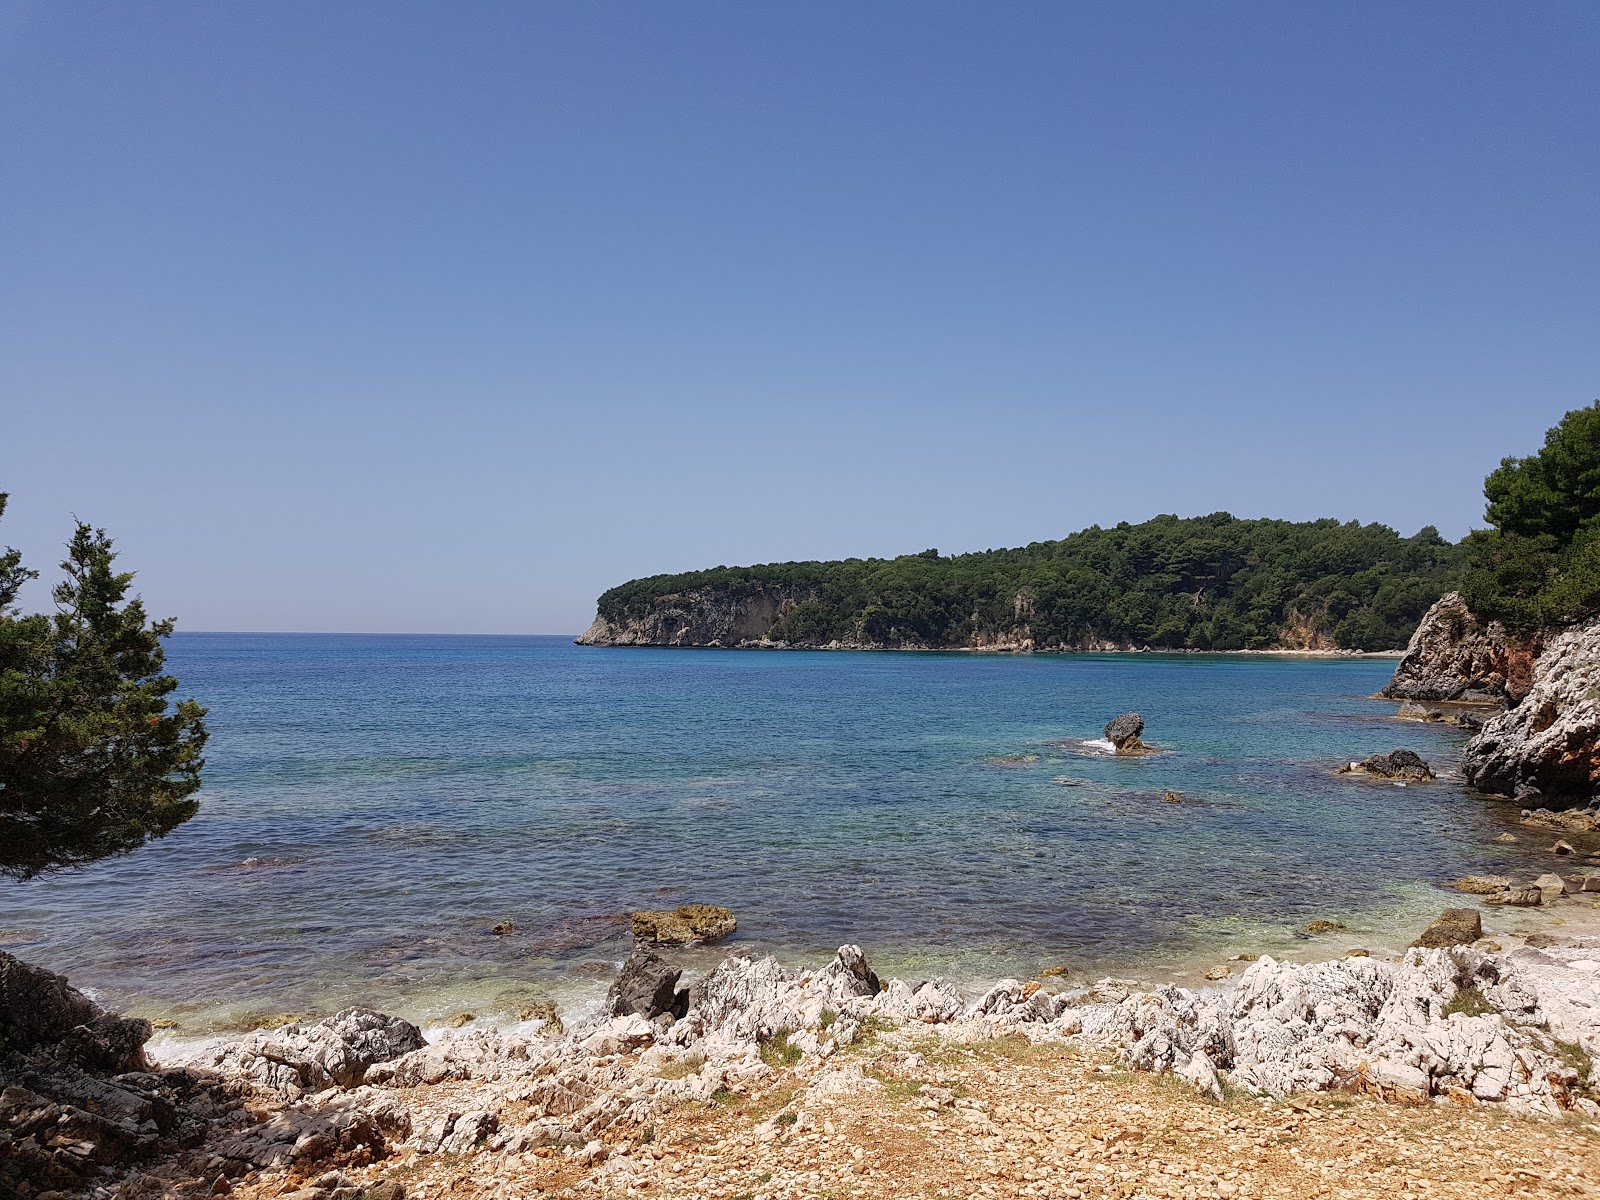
[[1484, 886, 1543, 907], [1450, 874, 1512, 895], [1395, 700, 1491, 730], [631, 903, 737, 946], [1297, 920, 1346, 937], [1337, 749, 1434, 781], [1521, 806, 1600, 833]]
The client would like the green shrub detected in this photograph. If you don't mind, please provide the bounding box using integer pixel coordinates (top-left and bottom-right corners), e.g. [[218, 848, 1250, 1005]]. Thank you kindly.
[[758, 1030, 803, 1070], [1443, 986, 1494, 1018]]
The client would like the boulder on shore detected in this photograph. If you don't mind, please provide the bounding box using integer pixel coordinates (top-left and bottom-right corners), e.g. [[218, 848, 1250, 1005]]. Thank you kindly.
[[1337, 749, 1435, 782], [631, 903, 737, 946], [605, 945, 687, 1020], [1103, 713, 1150, 754]]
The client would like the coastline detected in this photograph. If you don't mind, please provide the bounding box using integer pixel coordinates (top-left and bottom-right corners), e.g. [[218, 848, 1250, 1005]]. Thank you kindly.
[[45, 891, 1600, 1200], [105, 872, 1504, 1044], [574, 640, 1408, 658], [133, 875, 1600, 1051]]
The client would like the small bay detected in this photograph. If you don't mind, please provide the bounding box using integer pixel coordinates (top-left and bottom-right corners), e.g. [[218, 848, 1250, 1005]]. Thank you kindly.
[[2, 634, 1532, 1031]]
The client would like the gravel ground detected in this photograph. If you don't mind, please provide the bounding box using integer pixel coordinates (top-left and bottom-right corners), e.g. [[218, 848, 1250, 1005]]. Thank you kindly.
[[226, 1026, 1600, 1200]]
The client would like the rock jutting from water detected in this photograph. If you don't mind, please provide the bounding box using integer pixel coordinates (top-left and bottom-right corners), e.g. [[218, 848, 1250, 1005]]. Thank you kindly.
[[1378, 591, 1516, 703], [1410, 908, 1483, 948], [1337, 749, 1435, 781], [1102, 712, 1151, 755]]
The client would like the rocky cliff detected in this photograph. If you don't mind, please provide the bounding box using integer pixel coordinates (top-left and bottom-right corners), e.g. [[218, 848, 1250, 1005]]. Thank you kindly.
[[1463, 613, 1600, 804], [575, 586, 1146, 651], [1378, 592, 1516, 703], [576, 585, 817, 648], [1381, 593, 1600, 806], [579, 589, 1370, 653]]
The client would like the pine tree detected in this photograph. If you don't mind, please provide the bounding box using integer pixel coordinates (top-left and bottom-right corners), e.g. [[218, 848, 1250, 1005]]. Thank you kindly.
[[1464, 401, 1600, 631], [0, 493, 207, 879]]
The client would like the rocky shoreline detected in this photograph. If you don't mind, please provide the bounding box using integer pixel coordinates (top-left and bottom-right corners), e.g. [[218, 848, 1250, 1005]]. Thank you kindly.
[[1379, 591, 1600, 814], [6, 888, 1600, 1200]]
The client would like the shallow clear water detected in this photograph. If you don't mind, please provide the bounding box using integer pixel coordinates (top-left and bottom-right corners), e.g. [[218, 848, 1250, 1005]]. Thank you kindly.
[[0, 635, 1537, 1031]]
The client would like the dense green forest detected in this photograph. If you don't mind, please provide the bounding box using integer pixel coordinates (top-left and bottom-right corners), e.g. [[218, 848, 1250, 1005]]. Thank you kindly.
[[595, 513, 1467, 651]]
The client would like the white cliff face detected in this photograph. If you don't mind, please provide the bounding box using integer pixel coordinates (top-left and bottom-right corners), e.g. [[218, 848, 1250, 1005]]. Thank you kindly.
[[1464, 613, 1600, 803]]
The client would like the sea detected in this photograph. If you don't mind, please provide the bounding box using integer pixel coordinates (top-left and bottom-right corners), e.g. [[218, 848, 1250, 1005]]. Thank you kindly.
[[0, 634, 1536, 1037]]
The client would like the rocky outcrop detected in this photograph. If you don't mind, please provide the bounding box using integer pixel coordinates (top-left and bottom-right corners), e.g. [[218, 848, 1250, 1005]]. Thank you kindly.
[[604, 946, 686, 1020], [1464, 614, 1600, 804], [630, 903, 737, 945], [1103, 713, 1150, 755], [0, 952, 250, 1195], [1337, 749, 1435, 781], [577, 589, 1142, 652], [1083, 945, 1587, 1107], [1379, 592, 1514, 703], [0, 952, 154, 1075], [576, 586, 814, 647], [215, 1008, 427, 1095]]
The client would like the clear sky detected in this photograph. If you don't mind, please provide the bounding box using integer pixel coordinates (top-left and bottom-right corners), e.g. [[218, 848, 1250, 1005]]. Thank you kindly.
[[2, 3, 1596, 633]]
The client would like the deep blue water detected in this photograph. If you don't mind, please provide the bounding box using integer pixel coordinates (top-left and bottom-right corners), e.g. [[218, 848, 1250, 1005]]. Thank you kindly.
[[0, 635, 1535, 1031]]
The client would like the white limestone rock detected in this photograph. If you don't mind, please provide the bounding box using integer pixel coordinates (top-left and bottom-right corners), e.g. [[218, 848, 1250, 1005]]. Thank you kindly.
[[1464, 613, 1600, 801]]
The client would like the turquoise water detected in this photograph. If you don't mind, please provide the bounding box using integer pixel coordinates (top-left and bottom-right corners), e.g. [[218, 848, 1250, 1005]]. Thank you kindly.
[[0, 635, 1536, 1031]]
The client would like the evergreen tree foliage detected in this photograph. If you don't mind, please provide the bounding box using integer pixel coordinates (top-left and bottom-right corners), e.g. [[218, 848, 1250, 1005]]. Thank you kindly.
[[597, 513, 1465, 652], [1463, 401, 1600, 632], [0, 494, 207, 879]]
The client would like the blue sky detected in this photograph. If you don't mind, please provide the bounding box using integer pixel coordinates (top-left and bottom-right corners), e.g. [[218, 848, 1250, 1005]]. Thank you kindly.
[[2, 2, 1596, 633]]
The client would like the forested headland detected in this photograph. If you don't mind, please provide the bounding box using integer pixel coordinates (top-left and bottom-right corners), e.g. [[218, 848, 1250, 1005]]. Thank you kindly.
[[586, 513, 1467, 652]]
